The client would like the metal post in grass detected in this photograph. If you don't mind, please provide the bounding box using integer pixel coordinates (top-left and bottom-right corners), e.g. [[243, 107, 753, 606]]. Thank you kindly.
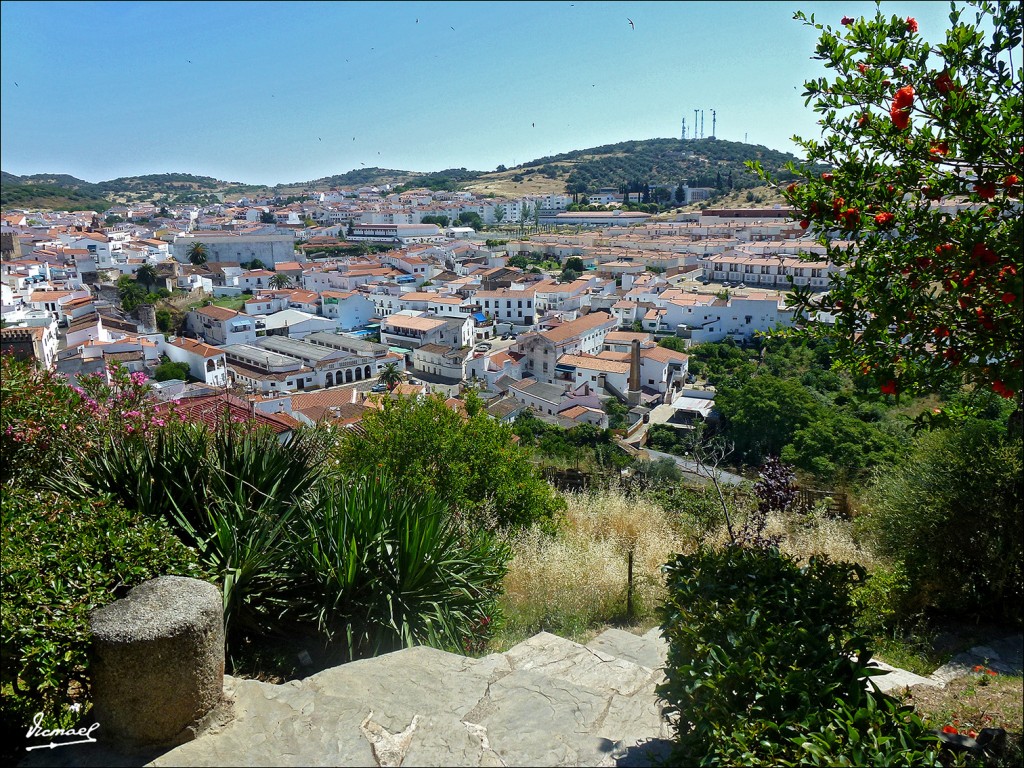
[[626, 548, 635, 619]]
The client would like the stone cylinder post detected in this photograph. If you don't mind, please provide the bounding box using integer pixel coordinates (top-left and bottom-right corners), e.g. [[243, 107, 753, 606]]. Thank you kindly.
[[90, 576, 226, 750]]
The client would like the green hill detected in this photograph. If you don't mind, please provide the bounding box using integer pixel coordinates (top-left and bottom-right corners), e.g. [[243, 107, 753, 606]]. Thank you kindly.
[[2, 137, 805, 211]]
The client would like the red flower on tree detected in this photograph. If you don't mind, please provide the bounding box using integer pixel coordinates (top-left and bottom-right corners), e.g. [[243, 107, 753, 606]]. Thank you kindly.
[[841, 16, 855, 26], [992, 381, 1016, 398], [890, 86, 914, 130], [974, 181, 996, 199], [880, 380, 898, 395], [934, 72, 955, 94], [857, 62, 870, 74], [874, 211, 895, 227], [906, 17, 918, 33], [972, 243, 998, 265]]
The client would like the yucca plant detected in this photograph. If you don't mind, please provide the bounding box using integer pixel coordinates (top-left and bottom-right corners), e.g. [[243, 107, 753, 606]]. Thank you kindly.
[[44, 419, 331, 662], [282, 473, 510, 663]]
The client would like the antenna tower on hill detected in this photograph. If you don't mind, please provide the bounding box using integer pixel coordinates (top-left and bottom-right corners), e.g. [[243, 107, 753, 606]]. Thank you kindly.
[[711, 109, 717, 138], [681, 115, 687, 140]]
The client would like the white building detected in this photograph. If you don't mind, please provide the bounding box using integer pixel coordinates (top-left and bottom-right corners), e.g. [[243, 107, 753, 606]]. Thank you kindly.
[[162, 336, 229, 386]]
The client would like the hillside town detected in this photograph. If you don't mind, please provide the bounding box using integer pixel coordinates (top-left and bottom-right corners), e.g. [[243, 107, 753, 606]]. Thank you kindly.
[[1, 184, 837, 436]]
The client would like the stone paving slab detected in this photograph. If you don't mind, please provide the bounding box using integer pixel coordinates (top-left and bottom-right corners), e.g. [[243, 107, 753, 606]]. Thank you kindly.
[[867, 660, 940, 694], [930, 634, 1024, 685], [30, 628, 977, 768], [502, 632, 656, 698], [585, 629, 667, 673]]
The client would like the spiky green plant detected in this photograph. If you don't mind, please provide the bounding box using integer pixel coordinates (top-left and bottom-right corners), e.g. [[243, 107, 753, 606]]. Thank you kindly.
[[281, 473, 510, 662]]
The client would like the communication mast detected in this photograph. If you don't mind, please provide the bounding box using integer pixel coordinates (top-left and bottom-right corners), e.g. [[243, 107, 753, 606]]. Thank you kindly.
[[694, 109, 698, 139], [681, 115, 687, 140], [700, 110, 705, 139], [711, 109, 717, 138]]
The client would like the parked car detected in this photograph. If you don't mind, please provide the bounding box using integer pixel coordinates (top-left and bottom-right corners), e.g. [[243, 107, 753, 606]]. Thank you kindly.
[[370, 383, 387, 393], [501, 333, 510, 340]]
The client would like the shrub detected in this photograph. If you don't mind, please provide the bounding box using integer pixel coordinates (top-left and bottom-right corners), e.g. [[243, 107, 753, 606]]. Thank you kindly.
[[861, 419, 1023, 624], [1, 357, 159, 487], [657, 545, 940, 766], [1, 489, 204, 756], [334, 394, 564, 530], [154, 359, 190, 381]]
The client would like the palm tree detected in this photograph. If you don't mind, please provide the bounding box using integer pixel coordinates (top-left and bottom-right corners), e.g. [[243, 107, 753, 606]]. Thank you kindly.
[[376, 363, 403, 392], [187, 241, 209, 266], [135, 263, 159, 291], [268, 273, 292, 289]]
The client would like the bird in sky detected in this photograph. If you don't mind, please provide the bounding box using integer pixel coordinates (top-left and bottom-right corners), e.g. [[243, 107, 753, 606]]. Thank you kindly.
[[627, 18, 634, 29], [14, 82, 18, 87], [532, 122, 535, 127], [451, 26, 455, 31], [188, 59, 192, 63], [318, 137, 322, 142]]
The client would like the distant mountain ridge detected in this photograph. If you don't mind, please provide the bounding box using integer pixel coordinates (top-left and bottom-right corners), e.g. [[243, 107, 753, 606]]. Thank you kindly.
[[2, 137, 804, 212]]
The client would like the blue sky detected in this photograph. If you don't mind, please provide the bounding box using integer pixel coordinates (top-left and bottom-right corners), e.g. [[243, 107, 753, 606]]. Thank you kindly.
[[1, 1, 955, 186]]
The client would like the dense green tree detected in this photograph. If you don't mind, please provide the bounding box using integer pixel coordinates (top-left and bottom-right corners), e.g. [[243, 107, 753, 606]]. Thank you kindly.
[[781, 410, 901, 482], [155, 308, 173, 333], [564, 256, 585, 273], [862, 417, 1023, 623], [715, 374, 822, 463], [420, 215, 450, 228], [154, 359, 191, 382], [751, 2, 1022, 416], [458, 212, 484, 230], [508, 254, 530, 269], [259, 210, 276, 224], [658, 336, 688, 353], [333, 394, 564, 529]]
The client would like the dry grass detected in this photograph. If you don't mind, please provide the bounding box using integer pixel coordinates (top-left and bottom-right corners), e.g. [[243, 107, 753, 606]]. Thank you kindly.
[[491, 485, 879, 654], [492, 487, 686, 650], [700, 507, 879, 570]]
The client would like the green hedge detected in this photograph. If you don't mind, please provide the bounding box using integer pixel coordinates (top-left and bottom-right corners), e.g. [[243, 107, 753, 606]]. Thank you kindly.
[[1, 488, 204, 752]]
